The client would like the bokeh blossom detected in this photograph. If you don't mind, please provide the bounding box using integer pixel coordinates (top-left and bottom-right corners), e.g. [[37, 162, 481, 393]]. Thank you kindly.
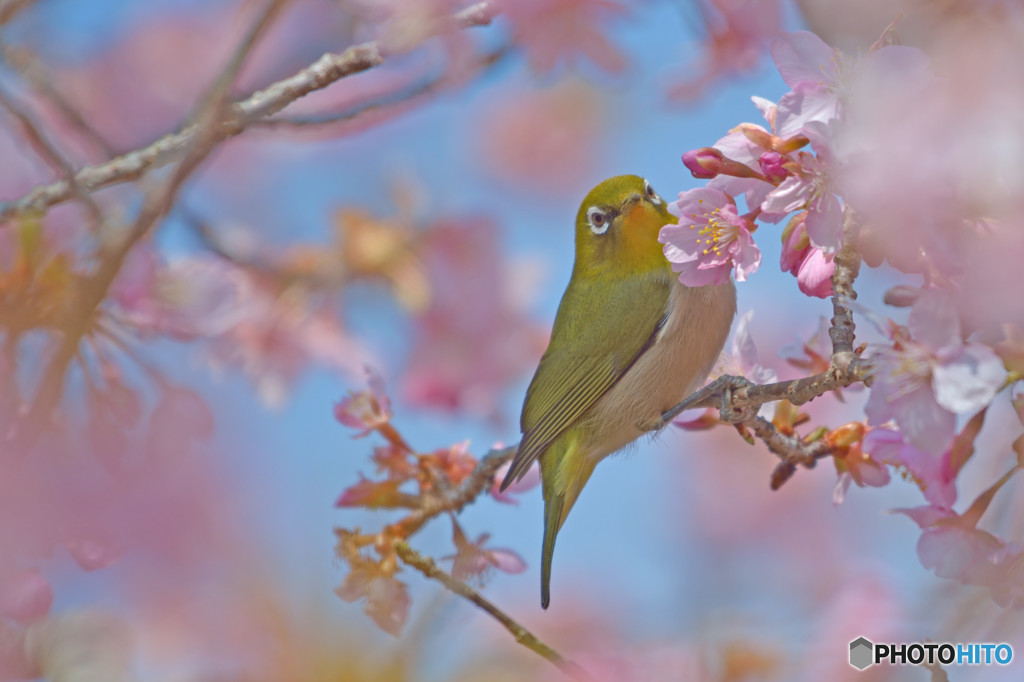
[[445, 523, 526, 583], [865, 289, 1006, 455]]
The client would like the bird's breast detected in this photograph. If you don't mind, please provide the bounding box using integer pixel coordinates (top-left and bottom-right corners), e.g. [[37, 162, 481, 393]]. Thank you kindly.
[[581, 277, 737, 461]]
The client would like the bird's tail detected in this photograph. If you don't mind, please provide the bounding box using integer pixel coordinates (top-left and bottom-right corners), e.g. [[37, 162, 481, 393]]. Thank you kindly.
[[539, 434, 596, 610], [540, 490, 563, 610]]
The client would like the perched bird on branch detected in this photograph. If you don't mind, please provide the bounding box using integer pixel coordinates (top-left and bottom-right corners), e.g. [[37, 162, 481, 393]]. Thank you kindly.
[[500, 175, 736, 608]]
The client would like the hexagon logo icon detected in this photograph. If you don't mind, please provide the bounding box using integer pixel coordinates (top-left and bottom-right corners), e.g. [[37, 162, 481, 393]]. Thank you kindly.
[[849, 636, 874, 670]]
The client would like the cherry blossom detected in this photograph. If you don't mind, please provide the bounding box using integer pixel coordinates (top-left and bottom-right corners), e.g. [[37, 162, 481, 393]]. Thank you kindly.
[[865, 289, 1007, 455], [863, 428, 957, 508], [668, 0, 782, 100], [491, 458, 541, 505], [335, 561, 410, 637], [497, 0, 628, 73], [659, 188, 761, 286], [334, 367, 392, 437], [445, 523, 527, 583], [779, 213, 834, 298]]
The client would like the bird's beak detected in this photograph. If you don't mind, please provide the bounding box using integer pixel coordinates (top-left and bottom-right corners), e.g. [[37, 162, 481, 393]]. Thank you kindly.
[[619, 192, 643, 211]]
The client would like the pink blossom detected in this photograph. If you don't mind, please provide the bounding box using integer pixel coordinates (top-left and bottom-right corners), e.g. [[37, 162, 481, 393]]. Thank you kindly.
[[659, 188, 761, 286], [335, 564, 410, 637], [895, 505, 1005, 589], [718, 309, 778, 385], [0, 569, 53, 624], [473, 81, 604, 193], [212, 289, 371, 408], [497, 0, 627, 73], [780, 316, 831, 375], [112, 253, 253, 340], [704, 96, 800, 215], [490, 458, 541, 505], [769, 30, 931, 135], [863, 428, 957, 508], [667, 0, 782, 100], [334, 367, 392, 437], [445, 524, 527, 583], [865, 289, 1006, 455], [832, 443, 890, 505], [761, 145, 842, 250], [401, 220, 547, 418], [779, 214, 834, 297]]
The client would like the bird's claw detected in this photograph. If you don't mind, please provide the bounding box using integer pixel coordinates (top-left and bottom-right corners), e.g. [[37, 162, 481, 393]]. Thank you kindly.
[[660, 374, 754, 426]]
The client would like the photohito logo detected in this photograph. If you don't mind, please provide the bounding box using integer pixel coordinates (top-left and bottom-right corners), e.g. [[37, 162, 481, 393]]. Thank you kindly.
[[849, 637, 1014, 670]]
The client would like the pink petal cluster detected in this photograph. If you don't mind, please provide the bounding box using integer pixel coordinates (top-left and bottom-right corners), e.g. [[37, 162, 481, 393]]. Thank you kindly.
[[497, 0, 627, 74], [401, 219, 548, 418], [659, 188, 760, 286], [896, 505, 1024, 608], [490, 458, 541, 505], [863, 428, 957, 508], [334, 366, 392, 437], [113, 244, 372, 407], [865, 290, 1007, 455], [667, 0, 782, 100], [445, 524, 527, 583], [335, 564, 410, 637]]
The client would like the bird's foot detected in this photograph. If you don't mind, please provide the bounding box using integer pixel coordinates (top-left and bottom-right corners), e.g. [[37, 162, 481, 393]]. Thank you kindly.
[[656, 374, 755, 428]]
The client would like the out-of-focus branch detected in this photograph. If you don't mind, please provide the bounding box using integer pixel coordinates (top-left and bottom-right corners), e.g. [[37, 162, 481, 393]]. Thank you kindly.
[[0, 0, 35, 27], [0, 85, 105, 230], [394, 542, 593, 682], [17, 0, 291, 444], [254, 45, 508, 130], [658, 208, 869, 487], [0, 1, 496, 224], [387, 446, 514, 538]]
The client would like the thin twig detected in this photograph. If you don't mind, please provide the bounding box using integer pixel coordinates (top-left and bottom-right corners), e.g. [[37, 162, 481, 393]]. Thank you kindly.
[[394, 541, 593, 682], [0, 1, 496, 223], [0, 41, 118, 158], [254, 45, 508, 130]]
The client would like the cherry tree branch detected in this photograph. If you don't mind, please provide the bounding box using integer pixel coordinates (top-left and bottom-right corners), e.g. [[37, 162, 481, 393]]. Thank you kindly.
[[0, 1, 496, 224], [393, 541, 593, 682], [386, 446, 514, 538]]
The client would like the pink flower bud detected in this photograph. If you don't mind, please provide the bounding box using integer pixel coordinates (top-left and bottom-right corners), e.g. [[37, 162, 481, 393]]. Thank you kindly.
[[681, 147, 725, 179], [759, 151, 788, 182]]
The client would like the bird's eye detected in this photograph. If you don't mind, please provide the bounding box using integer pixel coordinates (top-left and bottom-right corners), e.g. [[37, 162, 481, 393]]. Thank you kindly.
[[644, 179, 663, 205], [587, 207, 609, 235]]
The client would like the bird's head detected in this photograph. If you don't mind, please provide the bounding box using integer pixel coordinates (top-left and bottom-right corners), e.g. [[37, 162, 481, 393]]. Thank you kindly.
[[573, 175, 674, 279]]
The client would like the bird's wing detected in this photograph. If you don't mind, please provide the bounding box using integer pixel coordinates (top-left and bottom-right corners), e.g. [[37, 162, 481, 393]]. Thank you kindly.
[[500, 274, 671, 488]]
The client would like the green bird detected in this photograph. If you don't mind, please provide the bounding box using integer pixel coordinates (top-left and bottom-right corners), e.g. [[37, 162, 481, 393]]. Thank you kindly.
[[499, 175, 736, 609]]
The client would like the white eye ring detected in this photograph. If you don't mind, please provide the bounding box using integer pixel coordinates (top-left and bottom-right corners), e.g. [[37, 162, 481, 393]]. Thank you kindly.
[[643, 179, 664, 205], [587, 206, 609, 234]]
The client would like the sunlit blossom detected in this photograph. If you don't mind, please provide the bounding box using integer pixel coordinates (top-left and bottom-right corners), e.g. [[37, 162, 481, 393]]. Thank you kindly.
[[660, 188, 761, 286]]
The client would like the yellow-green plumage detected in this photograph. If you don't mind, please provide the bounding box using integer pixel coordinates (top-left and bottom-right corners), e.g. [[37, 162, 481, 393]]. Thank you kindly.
[[500, 175, 736, 609]]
